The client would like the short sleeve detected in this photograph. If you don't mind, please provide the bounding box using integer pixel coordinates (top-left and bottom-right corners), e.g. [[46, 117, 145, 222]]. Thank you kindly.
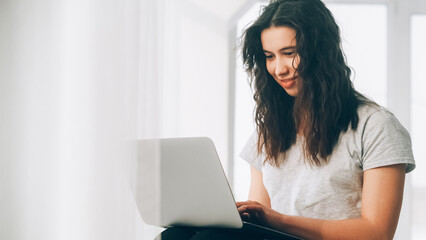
[[361, 109, 416, 173], [239, 131, 265, 171]]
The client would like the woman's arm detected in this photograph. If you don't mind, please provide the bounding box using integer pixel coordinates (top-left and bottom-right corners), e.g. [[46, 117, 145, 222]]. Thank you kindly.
[[237, 164, 406, 240], [248, 167, 271, 207]]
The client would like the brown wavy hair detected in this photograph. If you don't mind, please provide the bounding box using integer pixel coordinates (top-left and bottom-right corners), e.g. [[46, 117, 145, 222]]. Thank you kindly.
[[242, 0, 370, 166]]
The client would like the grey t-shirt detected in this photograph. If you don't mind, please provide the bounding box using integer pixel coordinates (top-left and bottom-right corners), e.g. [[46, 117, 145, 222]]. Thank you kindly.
[[240, 104, 415, 220]]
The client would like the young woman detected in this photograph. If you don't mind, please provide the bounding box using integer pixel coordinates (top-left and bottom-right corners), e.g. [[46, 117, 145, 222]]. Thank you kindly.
[[155, 0, 415, 239], [236, 0, 415, 239]]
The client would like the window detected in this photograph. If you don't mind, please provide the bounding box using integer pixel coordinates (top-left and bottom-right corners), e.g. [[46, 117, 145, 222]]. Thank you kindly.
[[326, 3, 388, 106], [410, 14, 426, 240], [233, 2, 263, 201]]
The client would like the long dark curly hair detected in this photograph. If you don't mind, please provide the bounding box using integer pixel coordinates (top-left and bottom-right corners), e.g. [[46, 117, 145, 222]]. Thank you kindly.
[[242, 0, 370, 166]]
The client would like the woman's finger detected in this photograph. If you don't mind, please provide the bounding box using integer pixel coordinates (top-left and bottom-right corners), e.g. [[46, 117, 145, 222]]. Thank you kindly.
[[237, 203, 263, 215], [240, 212, 251, 221], [236, 200, 261, 207]]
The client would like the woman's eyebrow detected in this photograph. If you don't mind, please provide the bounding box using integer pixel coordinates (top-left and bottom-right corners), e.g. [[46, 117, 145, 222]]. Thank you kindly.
[[279, 46, 296, 51], [263, 46, 296, 53]]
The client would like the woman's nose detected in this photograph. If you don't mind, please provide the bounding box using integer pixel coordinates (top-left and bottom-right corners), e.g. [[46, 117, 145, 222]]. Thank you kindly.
[[275, 58, 289, 76]]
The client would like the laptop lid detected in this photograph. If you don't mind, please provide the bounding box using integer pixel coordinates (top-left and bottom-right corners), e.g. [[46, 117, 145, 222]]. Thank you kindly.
[[135, 137, 243, 229]]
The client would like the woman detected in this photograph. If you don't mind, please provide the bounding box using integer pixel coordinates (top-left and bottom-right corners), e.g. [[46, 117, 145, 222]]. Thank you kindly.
[[237, 0, 415, 239], [156, 0, 415, 239]]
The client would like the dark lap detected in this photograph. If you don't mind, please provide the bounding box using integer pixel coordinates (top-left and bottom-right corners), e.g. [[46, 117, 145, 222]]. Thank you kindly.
[[155, 227, 264, 240], [154, 227, 196, 240]]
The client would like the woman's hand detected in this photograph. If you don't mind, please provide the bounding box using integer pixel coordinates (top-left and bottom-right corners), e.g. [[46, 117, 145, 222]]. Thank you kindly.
[[236, 200, 285, 230]]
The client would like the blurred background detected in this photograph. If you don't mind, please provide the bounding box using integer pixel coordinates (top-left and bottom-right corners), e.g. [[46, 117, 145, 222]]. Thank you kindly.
[[0, 0, 425, 239]]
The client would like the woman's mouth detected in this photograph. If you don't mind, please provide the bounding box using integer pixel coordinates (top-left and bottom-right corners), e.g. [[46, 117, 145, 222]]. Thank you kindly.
[[279, 75, 297, 88]]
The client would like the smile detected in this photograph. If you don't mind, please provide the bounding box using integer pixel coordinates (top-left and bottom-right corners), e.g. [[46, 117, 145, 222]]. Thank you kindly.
[[278, 75, 297, 89], [280, 75, 298, 83]]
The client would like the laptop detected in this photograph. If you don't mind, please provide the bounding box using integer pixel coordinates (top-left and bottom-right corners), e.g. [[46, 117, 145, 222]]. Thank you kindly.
[[135, 137, 302, 239]]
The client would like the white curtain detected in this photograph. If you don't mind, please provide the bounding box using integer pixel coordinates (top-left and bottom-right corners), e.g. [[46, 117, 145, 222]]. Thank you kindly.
[[0, 0, 147, 239]]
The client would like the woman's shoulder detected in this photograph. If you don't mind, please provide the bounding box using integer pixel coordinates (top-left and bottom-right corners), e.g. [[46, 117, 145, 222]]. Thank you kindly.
[[352, 102, 411, 151], [357, 102, 399, 126], [354, 102, 415, 173]]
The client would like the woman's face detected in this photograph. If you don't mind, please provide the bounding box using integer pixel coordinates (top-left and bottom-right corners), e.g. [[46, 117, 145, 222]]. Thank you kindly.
[[261, 26, 300, 97]]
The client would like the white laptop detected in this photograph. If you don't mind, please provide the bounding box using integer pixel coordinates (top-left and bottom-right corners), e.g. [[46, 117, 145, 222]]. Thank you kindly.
[[135, 137, 301, 239]]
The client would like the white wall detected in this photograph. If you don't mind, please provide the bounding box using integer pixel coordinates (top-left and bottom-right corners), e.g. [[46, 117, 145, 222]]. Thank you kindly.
[[1, 0, 142, 239]]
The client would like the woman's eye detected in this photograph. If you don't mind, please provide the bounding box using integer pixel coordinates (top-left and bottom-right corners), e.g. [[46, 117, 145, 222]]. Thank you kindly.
[[265, 55, 273, 59], [284, 52, 295, 56]]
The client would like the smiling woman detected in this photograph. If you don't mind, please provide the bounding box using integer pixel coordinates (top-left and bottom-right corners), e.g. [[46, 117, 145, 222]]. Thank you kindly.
[[261, 26, 300, 97], [237, 0, 416, 239]]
